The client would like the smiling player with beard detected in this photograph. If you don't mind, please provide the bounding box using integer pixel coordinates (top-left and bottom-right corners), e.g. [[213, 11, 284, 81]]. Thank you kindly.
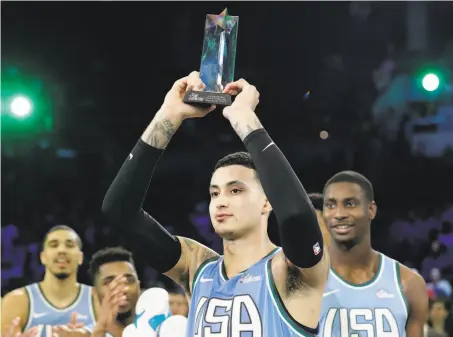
[[1, 225, 97, 335]]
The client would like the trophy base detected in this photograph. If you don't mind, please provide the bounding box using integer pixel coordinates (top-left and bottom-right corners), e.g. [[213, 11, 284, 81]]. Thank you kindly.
[[183, 90, 232, 107]]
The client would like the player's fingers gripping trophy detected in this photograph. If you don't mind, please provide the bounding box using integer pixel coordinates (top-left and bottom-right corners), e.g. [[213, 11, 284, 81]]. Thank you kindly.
[[222, 79, 260, 121], [162, 71, 216, 120]]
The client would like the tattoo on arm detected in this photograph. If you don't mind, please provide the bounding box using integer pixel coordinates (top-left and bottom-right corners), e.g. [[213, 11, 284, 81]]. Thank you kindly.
[[144, 117, 178, 149], [182, 238, 196, 252], [180, 238, 219, 295], [202, 248, 218, 262], [232, 118, 263, 141]]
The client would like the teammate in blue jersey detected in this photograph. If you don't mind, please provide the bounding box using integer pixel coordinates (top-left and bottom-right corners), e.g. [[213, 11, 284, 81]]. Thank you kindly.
[[102, 72, 329, 336], [319, 171, 429, 337], [1, 225, 98, 335], [86, 247, 141, 337]]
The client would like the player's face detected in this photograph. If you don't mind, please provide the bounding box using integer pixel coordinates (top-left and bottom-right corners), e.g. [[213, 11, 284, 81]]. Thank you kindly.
[[209, 165, 271, 240], [323, 182, 376, 243], [40, 230, 83, 279], [169, 293, 189, 317], [315, 210, 330, 247], [97, 261, 140, 314]]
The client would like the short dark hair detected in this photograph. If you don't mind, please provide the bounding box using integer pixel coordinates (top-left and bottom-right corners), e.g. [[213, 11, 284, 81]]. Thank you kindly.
[[214, 152, 256, 172], [308, 193, 323, 211], [324, 170, 374, 202], [89, 246, 135, 282], [430, 298, 450, 311], [167, 285, 185, 295], [42, 225, 82, 250]]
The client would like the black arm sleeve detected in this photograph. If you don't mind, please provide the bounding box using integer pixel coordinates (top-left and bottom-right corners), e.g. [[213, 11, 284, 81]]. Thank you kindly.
[[102, 139, 182, 273], [243, 129, 323, 268]]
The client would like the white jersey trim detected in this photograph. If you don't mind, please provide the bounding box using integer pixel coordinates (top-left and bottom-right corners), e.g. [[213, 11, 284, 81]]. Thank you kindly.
[[329, 253, 386, 290], [392, 259, 410, 318], [35, 283, 86, 313], [23, 286, 34, 331], [192, 259, 218, 293], [264, 249, 314, 337]]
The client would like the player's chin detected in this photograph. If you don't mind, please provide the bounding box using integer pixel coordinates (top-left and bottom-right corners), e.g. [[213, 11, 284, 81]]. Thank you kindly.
[[331, 231, 357, 243], [214, 227, 240, 240]]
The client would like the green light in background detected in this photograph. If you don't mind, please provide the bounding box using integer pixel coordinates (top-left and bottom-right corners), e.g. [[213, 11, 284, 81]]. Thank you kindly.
[[10, 95, 33, 118], [1, 68, 53, 139], [422, 73, 440, 92]]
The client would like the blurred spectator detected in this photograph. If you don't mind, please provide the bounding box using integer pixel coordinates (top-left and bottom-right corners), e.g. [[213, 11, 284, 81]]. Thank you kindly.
[[441, 205, 453, 223], [427, 299, 451, 337], [428, 268, 453, 299], [439, 222, 453, 248], [168, 289, 189, 317], [421, 241, 452, 280]]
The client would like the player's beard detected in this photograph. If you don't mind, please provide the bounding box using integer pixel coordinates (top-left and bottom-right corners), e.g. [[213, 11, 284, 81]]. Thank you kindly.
[[117, 310, 133, 325], [53, 272, 70, 280]]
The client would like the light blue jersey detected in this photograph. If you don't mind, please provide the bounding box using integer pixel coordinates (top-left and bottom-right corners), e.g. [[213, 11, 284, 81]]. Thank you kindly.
[[187, 247, 318, 337], [24, 283, 96, 329], [84, 324, 113, 337], [320, 253, 409, 337]]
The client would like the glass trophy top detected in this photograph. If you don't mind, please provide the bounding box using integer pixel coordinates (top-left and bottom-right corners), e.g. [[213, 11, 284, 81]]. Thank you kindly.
[[200, 8, 239, 93], [206, 8, 238, 33]]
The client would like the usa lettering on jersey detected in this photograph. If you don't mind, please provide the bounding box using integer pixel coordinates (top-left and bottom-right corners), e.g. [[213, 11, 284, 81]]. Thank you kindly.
[[194, 295, 262, 337], [322, 308, 400, 337]]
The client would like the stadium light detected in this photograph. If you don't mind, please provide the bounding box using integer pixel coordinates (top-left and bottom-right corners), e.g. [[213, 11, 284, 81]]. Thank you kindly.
[[10, 95, 33, 118], [422, 73, 440, 92]]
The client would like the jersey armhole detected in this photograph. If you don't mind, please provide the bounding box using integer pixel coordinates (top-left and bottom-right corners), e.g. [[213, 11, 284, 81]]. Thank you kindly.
[[394, 261, 410, 317], [265, 259, 318, 337], [87, 286, 97, 322], [191, 256, 220, 294], [22, 286, 33, 332]]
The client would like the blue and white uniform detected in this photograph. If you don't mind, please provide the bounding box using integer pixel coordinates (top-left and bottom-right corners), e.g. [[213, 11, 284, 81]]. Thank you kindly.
[[186, 247, 318, 337], [24, 283, 96, 329], [320, 253, 409, 337]]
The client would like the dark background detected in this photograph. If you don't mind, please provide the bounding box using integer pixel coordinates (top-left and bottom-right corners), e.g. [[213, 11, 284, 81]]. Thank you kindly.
[[2, 1, 453, 332]]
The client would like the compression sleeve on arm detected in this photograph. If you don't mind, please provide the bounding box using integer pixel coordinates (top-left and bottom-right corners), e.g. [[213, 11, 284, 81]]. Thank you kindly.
[[102, 139, 182, 273], [243, 129, 323, 268]]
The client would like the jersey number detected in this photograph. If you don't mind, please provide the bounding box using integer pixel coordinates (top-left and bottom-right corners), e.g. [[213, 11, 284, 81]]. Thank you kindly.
[[194, 295, 262, 337], [323, 308, 399, 337]]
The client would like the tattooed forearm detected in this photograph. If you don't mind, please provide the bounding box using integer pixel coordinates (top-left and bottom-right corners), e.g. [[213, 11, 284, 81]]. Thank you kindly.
[[142, 117, 178, 149], [232, 117, 263, 141]]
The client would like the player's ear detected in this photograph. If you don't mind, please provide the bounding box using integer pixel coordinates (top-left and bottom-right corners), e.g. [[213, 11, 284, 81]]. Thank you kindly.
[[40, 251, 46, 265], [78, 251, 84, 266], [262, 198, 272, 215], [369, 201, 377, 220]]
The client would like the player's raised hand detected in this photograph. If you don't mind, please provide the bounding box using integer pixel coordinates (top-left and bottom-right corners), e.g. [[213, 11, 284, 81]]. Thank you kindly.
[[162, 71, 216, 120], [93, 275, 129, 333], [221, 79, 262, 140], [52, 325, 89, 337], [223, 79, 260, 116], [67, 313, 84, 329], [4, 318, 38, 337]]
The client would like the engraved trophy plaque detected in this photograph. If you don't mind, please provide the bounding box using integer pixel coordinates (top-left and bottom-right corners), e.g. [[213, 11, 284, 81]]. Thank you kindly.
[[183, 8, 239, 107]]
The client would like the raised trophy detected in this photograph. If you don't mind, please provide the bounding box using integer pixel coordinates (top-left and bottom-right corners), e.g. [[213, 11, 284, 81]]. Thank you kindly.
[[183, 8, 239, 106]]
